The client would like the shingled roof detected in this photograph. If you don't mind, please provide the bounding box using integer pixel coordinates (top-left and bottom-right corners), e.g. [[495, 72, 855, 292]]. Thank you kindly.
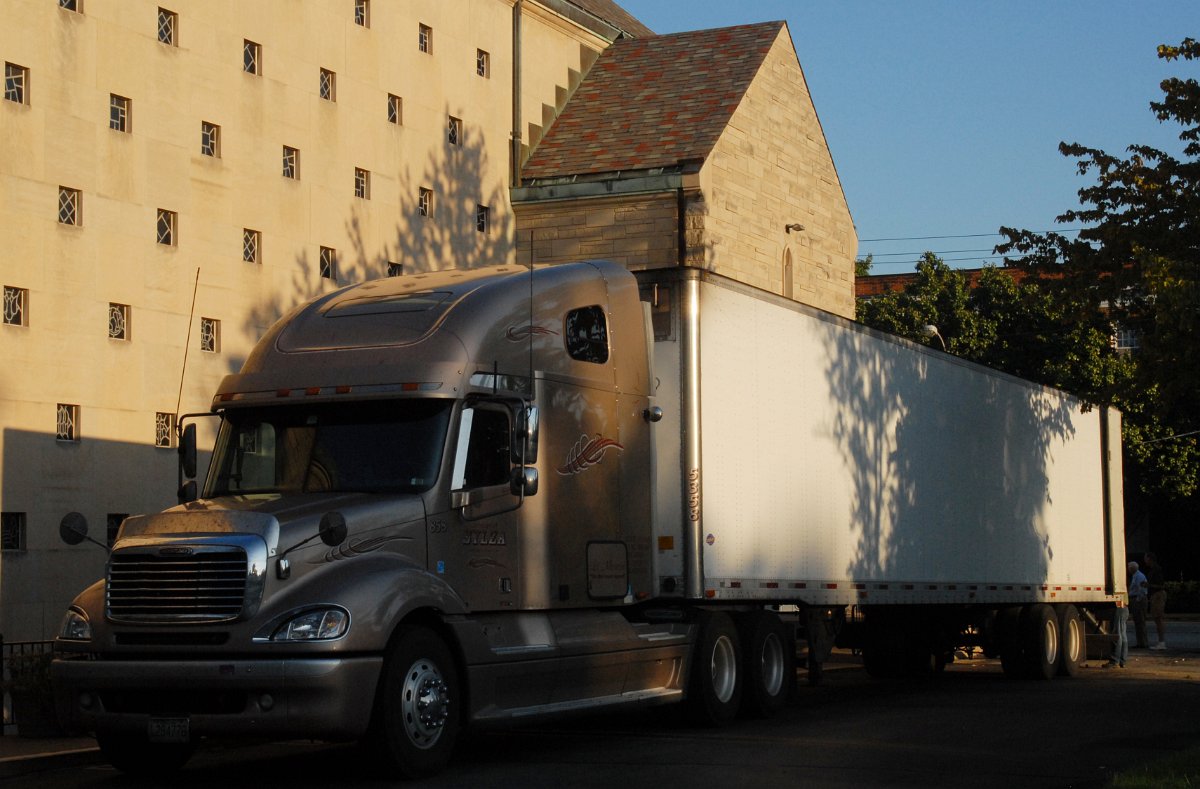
[[521, 21, 786, 181], [563, 0, 655, 38]]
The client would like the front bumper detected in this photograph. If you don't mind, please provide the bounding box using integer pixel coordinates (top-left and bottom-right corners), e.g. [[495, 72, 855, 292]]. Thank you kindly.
[[52, 655, 383, 740]]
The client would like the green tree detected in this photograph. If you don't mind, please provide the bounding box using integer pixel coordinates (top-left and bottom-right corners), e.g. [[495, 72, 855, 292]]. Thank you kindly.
[[997, 38, 1200, 498]]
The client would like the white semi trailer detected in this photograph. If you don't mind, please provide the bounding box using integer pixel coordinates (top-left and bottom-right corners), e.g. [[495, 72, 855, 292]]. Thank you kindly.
[[53, 261, 1126, 777]]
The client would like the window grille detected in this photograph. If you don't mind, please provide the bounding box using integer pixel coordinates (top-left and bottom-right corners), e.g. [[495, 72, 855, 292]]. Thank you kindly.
[[354, 0, 369, 27], [59, 0, 79, 11], [387, 94, 402, 124], [157, 209, 176, 245], [244, 40, 261, 74], [4, 63, 27, 104], [320, 247, 337, 281], [155, 412, 175, 448], [476, 205, 489, 233], [201, 121, 220, 157], [418, 24, 432, 53], [448, 116, 462, 146], [110, 94, 131, 132], [355, 168, 370, 199], [1, 513, 26, 552], [3, 286, 27, 326], [243, 229, 260, 263], [200, 317, 220, 352], [108, 303, 129, 340], [477, 49, 490, 78], [58, 187, 81, 225], [158, 8, 177, 45], [282, 146, 299, 179], [320, 68, 336, 101], [387, 262, 403, 277], [418, 188, 432, 217], [57, 403, 80, 442]]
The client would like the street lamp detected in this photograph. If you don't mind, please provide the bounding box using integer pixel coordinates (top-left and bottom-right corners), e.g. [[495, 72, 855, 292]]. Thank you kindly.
[[921, 324, 947, 351]]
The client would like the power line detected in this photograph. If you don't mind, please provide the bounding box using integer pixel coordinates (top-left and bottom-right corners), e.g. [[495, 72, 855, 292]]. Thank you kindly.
[[858, 228, 1085, 243]]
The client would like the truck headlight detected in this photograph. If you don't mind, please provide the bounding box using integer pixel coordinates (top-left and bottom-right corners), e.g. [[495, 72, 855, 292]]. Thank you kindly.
[[59, 608, 92, 641], [272, 608, 349, 641]]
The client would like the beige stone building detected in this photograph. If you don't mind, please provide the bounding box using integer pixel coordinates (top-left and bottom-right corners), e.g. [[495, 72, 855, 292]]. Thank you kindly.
[[0, 2, 855, 641]]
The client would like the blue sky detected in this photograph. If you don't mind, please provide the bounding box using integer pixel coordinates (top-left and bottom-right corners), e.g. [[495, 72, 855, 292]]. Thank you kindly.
[[618, 2, 1196, 271]]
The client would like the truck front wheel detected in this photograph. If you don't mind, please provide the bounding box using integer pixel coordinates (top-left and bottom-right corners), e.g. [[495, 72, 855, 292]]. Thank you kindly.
[[371, 626, 461, 778], [686, 611, 742, 725]]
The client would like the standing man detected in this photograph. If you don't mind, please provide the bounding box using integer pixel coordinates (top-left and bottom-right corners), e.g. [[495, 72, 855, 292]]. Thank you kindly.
[[1128, 561, 1149, 649], [1144, 552, 1167, 650]]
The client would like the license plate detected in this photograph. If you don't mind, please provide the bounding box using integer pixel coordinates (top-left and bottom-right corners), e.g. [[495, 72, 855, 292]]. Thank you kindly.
[[148, 717, 190, 743]]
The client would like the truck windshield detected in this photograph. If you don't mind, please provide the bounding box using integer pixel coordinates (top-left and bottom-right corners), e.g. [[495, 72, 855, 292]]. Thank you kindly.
[[206, 399, 453, 496]]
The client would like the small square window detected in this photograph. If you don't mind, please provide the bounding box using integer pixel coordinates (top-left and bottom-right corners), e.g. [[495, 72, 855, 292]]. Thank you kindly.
[[4, 63, 28, 105], [201, 121, 220, 157], [155, 412, 175, 448], [418, 24, 432, 54], [354, 0, 369, 27], [387, 262, 403, 277], [157, 209, 176, 245], [58, 186, 81, 225], [418, 187, 432, 218], [565, 305, 609, 364], [59, 0, 80, 12], [106, 513, 129, 547], [355, 167, 370, 199], [1, 512, 26, 552], [387, 93, 402, 125], [110, 94, 131, 133], [283, 146, 299, 179], [476, 204, 489, 234], [158, 8, 177, 45], [200, 317, 220, 352], [477, 49, 490, 78], [320, 68, 336, 102], [57, 403, 80, 442], [4, 286, 27, 326], [243, 228, 261, 263], [448, 116, 462, 146], [108, 302, 130, 340], [320, 246, 337, 281], [244, 39, 261, 75]]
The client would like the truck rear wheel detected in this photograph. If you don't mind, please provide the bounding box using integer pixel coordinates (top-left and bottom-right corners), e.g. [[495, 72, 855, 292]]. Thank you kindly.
[[371, 626, 461, 778], [686, 611, 742, 725], [96, 730, 194, 775], [1057, 604, 1083, 677], [1020, 604, 1059, 680], [737, 610, 794, 717]]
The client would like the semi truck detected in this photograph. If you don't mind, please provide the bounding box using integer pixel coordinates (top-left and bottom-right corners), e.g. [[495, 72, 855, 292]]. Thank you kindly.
[[52, 260, 1126, 777]]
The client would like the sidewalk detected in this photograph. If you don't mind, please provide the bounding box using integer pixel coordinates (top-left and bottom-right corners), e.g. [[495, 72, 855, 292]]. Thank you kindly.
[[0, 733, 98, 779]]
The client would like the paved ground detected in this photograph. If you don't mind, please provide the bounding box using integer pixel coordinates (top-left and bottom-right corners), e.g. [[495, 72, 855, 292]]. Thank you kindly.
[[5, 620, 1199, 787]]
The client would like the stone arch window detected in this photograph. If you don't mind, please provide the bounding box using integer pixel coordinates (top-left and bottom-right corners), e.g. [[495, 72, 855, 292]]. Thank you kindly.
[[782, 248, 794, 299]]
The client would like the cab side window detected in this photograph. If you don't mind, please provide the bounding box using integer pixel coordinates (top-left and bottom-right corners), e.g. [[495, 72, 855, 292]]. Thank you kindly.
[[565, 305, 609, 364]]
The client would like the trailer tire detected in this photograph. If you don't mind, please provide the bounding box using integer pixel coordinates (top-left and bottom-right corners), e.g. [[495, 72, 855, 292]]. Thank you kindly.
[[737, 611, 794, 717], [1057, 604, 1084, 677], [686, 611, 742, 725], [1020, 604, 1059, 680], [371, 626, 461, 778], [96, 730, 194, 775]]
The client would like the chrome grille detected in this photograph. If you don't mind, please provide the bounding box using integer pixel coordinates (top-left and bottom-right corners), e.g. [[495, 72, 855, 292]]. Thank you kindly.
[[107, 546, 248, 622]]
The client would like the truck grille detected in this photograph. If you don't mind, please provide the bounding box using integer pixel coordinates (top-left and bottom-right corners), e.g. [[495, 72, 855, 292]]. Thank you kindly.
[[107, 547, 249, 622]]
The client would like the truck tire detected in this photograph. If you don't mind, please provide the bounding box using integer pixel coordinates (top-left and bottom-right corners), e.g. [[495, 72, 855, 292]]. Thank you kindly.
[[96, 730, 194, 775], [371, 626, 461, 778], [737, 610, 794, 717], [1020, 603, 1059, 680], [686, 611, 742, 725], [1057, 604, 1083, 677]]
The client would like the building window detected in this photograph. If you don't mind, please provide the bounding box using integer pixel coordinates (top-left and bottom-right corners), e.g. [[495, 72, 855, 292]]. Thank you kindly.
[[418, 187, 432, 217], [476, 204, 489, 233], [319, 68, 336, 101], [418, 24, 432, 54], [106, 513, 129, 547], [57, 403, 80, 442], [354, 167, 370, 199], [477, 49, 490, 78], [4, 62, 28, 105], [387, 262, 403, 277], [282, 146, 299, 179], [108, 302, 130, 340], [387, 93, 402, 125], [244, 39, 261, 75], [58, 187, 81, 225], [1, 513, 26, 552], [243, 228, 260, 263], [158, 8, 177, 45], [319, 246, 337, 281], [200, 317, 220, 352], [109, 94, 131, 132], [155, 412, 175, 448], [58, 0, 80, 12], [201, 121, 220, 157], [448, 116, 462, 146], [157, 209, 176, 245], [1113, 326, 1140, 353], [354, 0, 369, 27], [4, 286, 27, 326]]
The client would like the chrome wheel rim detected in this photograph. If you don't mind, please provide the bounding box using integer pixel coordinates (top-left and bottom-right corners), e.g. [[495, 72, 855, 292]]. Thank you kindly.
[[711, 634, 738, 704], [401, 658, 450, 750]]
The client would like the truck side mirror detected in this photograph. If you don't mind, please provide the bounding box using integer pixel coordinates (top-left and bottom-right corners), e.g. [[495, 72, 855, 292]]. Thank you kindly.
[[59, 512, 89, 545], [179, 422, 197, 479], [177, 480, 198, 504], [510, 467, 539, 497], [511, 405, 539, 464]]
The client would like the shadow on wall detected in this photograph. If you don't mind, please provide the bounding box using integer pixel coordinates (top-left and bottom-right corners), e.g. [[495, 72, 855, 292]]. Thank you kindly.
[[241, 114, 515, 370], [825, 325, 1077, 586], [0, 428, 212, 641]]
